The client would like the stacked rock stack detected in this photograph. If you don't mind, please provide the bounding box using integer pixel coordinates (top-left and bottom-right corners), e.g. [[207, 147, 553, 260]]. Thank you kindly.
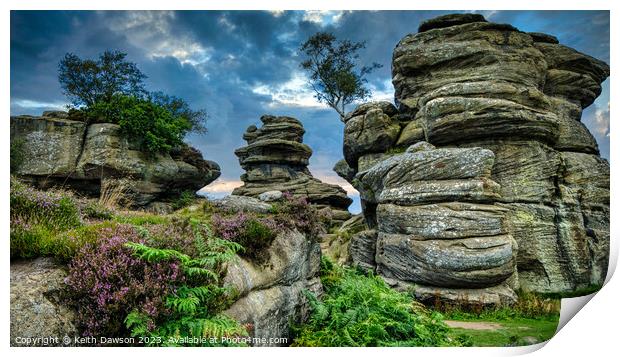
[[352, 142, 519, 306], [233, 115, 352, 224], [337, 13, 610, 304]]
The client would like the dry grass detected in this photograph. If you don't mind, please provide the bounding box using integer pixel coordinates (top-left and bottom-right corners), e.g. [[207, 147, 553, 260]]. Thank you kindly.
[[436, 289, 561, 320], [99, 178, 131, 208]]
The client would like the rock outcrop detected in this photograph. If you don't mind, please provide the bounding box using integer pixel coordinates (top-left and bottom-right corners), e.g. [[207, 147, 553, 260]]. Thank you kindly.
[[338, 13, 610, 302], [10, 112, 221, 208], [233, 115, 352, 224], [322, 214, 367, 265], [223, 226, 322, 346], [10, 258, 77, 346]]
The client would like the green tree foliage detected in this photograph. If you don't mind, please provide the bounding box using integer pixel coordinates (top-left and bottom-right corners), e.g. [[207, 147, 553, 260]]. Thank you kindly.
[[58, 50, 207, 154], [85, 94, 193, 154], [151, 91, 207, 134], [299, 32, 382, 121], [58, 50, 147, 107]]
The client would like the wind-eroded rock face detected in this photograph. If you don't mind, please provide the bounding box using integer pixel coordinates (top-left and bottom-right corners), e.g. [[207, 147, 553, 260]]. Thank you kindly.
[[223, 229, 322, 346], [233, 115, 352, 224], [10, 112, 221, 208], [338, 13, 609, 303]]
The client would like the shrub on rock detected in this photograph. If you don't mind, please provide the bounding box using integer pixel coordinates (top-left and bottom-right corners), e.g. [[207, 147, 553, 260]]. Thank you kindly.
[[211, 212, 278, 263]]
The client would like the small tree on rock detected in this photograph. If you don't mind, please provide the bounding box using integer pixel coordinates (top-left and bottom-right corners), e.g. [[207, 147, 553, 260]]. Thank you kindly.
[[299, 32, 382, 121], [57, 50, 207, 155]]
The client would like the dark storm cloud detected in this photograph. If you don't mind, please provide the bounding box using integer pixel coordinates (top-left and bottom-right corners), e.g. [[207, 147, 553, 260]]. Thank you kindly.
[[10, 10, 610, 213]]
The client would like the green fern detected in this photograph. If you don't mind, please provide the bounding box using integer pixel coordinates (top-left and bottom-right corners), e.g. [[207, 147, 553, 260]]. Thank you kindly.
[[292, 257, 462, 347], [125, 242, 224, 283], [126, 242, 190, 263], [124, 224, 247, 346], [125, 311, 248, 346], [125, 310, 152, 337], [166, 285, 227, 316]]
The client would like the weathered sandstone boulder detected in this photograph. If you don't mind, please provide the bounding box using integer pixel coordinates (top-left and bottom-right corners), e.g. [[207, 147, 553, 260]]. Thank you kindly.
[[223, 229, 322, 346], [322, 214, 368, 265], [10, 258, 77, 346], [10, 113, 221, 207], [353, 142, 518, 305], [339, 13, 609, 301], [211, 195, 273, 214], [233, 115, 352, 224]]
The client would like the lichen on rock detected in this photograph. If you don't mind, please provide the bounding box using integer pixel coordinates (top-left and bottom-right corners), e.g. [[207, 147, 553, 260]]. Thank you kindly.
[[339, 13, 610, 304], [10, 113, 221, 208]]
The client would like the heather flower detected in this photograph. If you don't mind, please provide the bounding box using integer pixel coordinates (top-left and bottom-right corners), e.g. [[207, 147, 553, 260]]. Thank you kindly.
[[64, 234, 184, 338], [10, 177, 81, 230], [271, 192, 331, 242], [211, 212, 279, 263]]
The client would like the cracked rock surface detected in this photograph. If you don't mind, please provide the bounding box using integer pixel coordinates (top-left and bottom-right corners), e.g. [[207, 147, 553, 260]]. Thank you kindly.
[[10, 113, 221, 208], [337, 13, 609, 303]]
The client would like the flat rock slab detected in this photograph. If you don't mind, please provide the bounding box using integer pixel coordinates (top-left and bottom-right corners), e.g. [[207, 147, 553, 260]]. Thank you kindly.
[[445, 320, 503, 330]]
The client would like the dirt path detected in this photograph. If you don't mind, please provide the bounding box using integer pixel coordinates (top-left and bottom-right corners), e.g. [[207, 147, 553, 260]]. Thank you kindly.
[[445, 320, 504, 330]]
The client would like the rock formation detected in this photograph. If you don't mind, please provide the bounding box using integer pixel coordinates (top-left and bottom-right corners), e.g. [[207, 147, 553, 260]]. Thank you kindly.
[[233, 115, 352, 223], [223, 226, 322, 346], [10, 258, 77, 346], [338, 13, 610, 304], [10, 112, 221, 208], [322, 214, 367, 265]]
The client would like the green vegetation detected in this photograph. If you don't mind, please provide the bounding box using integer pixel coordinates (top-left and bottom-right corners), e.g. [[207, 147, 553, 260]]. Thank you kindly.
[[112, 212, 172, 226], [440, 290, 560, 347], [439, 290, 561, 320], [385, 146, 406, 155], [292, 258, 462, 347], [10, 177, 81, 230], [10, 179, 324, 345], [10, 177, 82, 258], [85, 93, 195, 154], [211, 212, 278, 263], [539, 284, 602, 299], [48, 222, 133, 262], [58, 50, 206, 154], [9, 178, 564, 347], [10, 138, 26, 173], [123, 237, 248, 346], [172, 191, 197, 211], [82, 200, 115, 220], [269, 193, 331, 242], [58, 50, 146, 107], [447, 318, 558, 347]]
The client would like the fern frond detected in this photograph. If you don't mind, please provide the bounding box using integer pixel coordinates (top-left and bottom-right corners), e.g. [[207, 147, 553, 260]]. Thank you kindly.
[[183, 266, 219, 281], [125, 310, 151, 337], [124, 242, 191, 264]]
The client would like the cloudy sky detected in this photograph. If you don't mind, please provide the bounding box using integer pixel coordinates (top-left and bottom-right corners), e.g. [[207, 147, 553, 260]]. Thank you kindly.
[[10, 10, 610, 213]]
